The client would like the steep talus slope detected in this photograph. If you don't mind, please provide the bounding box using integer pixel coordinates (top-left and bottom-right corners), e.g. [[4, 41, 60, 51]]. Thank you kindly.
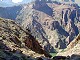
[[57, 34, 80, 56], [0, 18, 51, 60], [16, 1, 80, 52]]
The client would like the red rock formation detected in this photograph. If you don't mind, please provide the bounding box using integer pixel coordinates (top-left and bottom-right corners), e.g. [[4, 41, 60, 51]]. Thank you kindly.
[[24, 35, 52, 58]]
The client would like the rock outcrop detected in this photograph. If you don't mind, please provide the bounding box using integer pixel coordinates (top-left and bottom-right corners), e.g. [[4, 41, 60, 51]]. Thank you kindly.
[[16, 1, 80, 52], [0, 0, 80, 53], [57, 34, 80, 56], [0, 18, 51, 60], [52, 54, 80, 60]]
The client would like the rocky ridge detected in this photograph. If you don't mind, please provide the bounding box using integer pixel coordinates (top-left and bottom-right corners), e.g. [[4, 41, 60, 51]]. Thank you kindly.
[[0, 18, 51, 60]]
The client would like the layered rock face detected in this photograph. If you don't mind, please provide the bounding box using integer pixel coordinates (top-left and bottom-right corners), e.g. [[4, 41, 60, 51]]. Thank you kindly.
[[16, 1, 80, 52], [57, 34, 80, 56], [0, 0, 80, 53], [0, 18, 51, 60]]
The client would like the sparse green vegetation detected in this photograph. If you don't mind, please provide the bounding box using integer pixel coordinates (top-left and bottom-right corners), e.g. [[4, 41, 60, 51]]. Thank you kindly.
[[50, 53, 57, 57], [0, 18, 3, 20], [60, 49, 66, 52]]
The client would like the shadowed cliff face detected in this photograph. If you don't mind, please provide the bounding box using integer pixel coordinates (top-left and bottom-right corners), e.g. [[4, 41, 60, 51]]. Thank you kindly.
[[33, 1, 53, 16], [16, 1, 80, 52], [57, 34, 80, 57], [0, 6, 22, 20], [0, 1, 80, 53]]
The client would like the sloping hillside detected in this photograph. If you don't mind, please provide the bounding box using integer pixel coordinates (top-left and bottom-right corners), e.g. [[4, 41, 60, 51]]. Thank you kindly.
[[0, 5, 22, 20], [0, 18, 51, 60]]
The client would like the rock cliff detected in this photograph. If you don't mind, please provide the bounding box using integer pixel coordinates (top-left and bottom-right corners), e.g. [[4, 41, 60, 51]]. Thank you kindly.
[[57, 34, 80, 57], [16, 1, 80, 52], [0, 18, 51, 60], [0, 0, 80, 53]]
